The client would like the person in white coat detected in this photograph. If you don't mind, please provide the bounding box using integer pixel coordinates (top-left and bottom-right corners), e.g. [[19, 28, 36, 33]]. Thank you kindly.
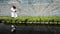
[[11, 6, 17, 18], [11, 6, 17, 33]]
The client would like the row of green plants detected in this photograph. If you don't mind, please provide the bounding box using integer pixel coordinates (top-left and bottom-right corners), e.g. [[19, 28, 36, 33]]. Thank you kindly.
[[0, 16, 60, 23], [0, 16, 60, 26], [0, 16, 60, 24]]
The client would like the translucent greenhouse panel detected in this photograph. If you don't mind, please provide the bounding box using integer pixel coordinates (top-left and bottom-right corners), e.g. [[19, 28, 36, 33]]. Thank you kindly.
[[0, 0, 60, 16]]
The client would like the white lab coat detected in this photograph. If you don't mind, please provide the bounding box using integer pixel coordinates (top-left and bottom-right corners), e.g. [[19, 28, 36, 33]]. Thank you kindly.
[[11, 7, 17, 18]]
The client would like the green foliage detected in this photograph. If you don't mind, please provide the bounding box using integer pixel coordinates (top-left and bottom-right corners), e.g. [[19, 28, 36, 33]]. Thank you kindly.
[[0, 16, 60, 24]]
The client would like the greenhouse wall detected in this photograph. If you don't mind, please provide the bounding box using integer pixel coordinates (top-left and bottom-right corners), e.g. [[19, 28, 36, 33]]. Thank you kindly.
[[0, 0, 60, 16]]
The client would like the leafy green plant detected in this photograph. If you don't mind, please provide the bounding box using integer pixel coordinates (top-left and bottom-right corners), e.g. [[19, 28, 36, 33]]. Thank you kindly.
[[0, 16, 60, 25]]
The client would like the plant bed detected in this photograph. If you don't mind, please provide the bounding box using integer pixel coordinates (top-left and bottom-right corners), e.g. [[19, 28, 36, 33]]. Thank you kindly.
[[0, 16, 60, 26]]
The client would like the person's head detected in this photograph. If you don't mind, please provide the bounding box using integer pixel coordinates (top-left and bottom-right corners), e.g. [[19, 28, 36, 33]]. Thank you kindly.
[[12, 6, 16, 9]]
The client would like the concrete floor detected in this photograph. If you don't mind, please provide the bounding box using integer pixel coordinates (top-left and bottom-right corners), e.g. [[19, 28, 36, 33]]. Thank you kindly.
[[0, 23, 60, 34]]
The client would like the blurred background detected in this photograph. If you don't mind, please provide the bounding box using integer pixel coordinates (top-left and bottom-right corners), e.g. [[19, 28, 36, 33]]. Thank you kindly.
[[0, 0, 60, 16]]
